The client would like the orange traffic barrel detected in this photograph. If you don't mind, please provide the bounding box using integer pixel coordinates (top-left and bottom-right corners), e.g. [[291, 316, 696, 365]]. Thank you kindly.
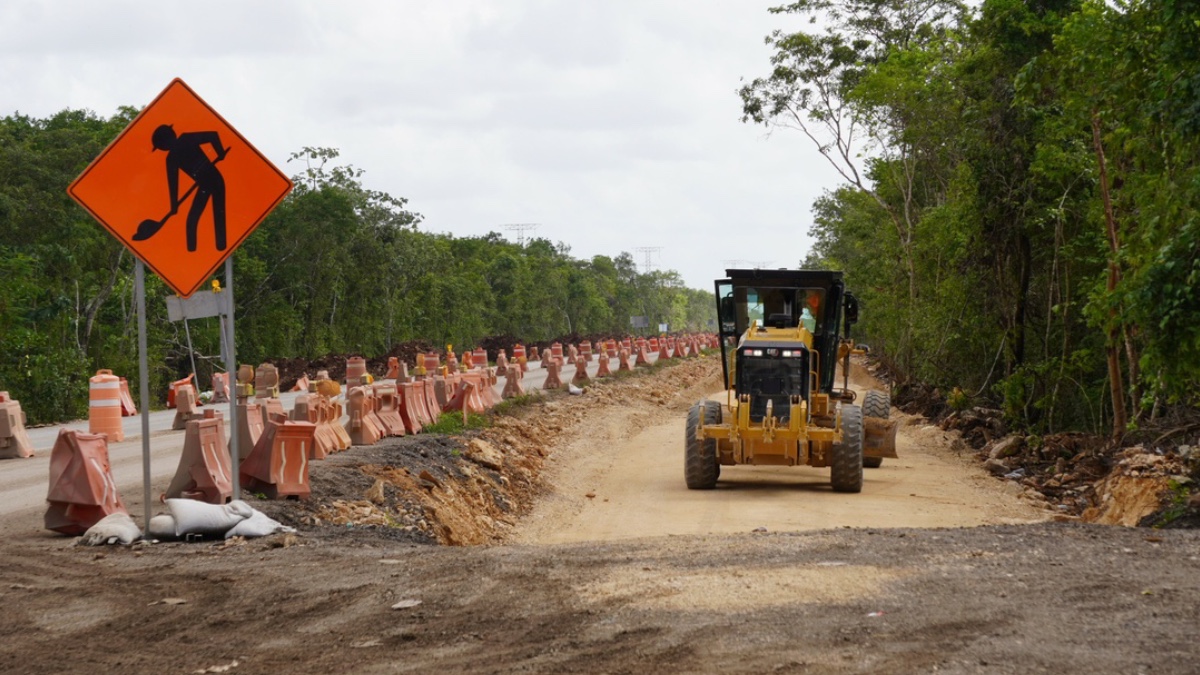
[[88, 370, 125, 442]]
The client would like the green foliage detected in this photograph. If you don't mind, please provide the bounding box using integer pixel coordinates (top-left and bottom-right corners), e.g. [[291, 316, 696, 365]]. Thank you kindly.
[[491, 393, 541, 417], [424, 411, 490, 435], [947, 387, 970, 412], [748, 0, 1200, 432]]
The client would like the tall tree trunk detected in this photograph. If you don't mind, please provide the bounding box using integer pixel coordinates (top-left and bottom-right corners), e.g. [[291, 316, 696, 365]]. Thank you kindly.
[[1092, 112, 1127, 439], [1012, 233, 1032, 369]]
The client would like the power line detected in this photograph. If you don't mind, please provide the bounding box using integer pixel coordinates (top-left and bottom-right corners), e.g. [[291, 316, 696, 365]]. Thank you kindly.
[[502, 223, 539, 247]]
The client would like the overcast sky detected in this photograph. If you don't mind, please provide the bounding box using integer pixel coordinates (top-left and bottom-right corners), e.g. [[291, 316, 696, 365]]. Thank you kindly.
[[2, 1, 840, 290]]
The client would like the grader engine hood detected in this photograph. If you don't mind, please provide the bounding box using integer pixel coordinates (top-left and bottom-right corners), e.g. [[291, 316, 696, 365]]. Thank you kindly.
[[736, 328, 813, 422]]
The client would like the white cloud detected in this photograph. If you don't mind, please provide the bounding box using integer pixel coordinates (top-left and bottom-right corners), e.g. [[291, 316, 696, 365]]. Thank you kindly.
[[1, 0, 838, 289]]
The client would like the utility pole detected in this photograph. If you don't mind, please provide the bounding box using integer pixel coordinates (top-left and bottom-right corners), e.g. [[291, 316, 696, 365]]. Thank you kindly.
[[502, 223, 539, 247]]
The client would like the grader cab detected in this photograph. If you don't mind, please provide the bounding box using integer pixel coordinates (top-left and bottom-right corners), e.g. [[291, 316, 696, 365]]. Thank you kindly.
[[685, 268, 897, 492]]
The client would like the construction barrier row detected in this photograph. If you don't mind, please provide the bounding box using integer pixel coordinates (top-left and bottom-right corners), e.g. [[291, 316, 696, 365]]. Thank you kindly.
[[36, 335, 718, 535]]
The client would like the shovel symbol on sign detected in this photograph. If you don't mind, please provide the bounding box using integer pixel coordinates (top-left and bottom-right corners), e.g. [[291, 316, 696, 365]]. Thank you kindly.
[[132, 124, 229, 252]]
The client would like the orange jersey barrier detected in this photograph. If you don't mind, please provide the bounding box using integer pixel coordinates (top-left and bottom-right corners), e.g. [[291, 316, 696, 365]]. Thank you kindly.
[[172, 384, 204, 431], [118, 377, 138, 416], [345, 387, 384, 446], [240, 417, 313, 499], [502, 365, 526, 399], [237, 401, 264, 462], [595, 352, 612, 378], [0, 392, 35, 459], [373, 383, 407, 437], [543, 361, 562, 390], [572, 357, 590, 386], [45, 430, 126, 535], [165, 409, 232, 504]]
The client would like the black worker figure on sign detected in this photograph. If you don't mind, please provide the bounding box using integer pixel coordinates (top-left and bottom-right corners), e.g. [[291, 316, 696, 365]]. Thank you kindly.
[[133, 124, 229, 251]]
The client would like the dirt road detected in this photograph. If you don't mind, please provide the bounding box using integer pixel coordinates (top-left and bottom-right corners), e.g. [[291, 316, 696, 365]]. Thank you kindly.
[[2, 355, 1198, 674], [517, 363, 1044, 544]]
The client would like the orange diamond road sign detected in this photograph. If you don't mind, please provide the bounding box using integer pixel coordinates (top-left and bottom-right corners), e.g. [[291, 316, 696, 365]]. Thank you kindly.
[[68, 78, 293, 297]]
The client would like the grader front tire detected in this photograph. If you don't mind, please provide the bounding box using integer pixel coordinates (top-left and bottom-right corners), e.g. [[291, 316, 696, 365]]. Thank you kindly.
[[831, 404, 864, 493], [685, 401, 720, 489]]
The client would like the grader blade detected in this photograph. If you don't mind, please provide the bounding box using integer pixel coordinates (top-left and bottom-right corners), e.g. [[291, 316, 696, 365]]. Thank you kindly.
[[863, 416, 899, 459]]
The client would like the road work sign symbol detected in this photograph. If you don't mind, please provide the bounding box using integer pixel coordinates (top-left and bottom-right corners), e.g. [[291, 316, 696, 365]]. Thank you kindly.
[[69, 78, 292, 298]]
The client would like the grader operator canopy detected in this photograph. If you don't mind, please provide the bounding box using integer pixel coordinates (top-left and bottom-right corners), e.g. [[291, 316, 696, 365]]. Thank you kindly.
[[715, 268, 855, 396]]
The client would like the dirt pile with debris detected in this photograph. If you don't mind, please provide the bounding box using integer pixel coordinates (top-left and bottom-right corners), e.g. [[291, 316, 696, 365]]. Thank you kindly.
[[252, 356, 722, 546], [890, 369, 1200, 528]]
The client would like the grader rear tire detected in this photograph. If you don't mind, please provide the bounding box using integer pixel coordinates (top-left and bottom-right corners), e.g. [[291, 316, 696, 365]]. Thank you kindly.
[[831, 404, 864, 493], [863, 389, 890, 418], [862, 389, 891, 468], [685, 401, 720, 489]]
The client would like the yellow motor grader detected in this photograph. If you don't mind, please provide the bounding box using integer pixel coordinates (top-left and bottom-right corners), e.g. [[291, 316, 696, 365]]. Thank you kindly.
[[686, 268, 897, 492]]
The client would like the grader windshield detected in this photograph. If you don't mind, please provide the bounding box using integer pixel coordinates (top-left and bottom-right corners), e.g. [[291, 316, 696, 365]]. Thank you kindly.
[[715, 269, 849, 395]]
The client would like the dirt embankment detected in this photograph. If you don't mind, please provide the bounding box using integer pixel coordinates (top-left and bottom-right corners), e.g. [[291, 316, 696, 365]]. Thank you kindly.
[[890, 371, 1200, 530]]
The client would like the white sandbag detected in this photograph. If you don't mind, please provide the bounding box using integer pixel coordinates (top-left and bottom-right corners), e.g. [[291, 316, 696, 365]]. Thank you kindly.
[[165, 498, 252, 537], [78, 512, 141, 546], [148, 514, 179, 540], [224, 510, 297, 539]]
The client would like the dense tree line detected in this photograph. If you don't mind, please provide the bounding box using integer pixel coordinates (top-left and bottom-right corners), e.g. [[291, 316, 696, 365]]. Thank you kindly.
[[0, 123, 713, 424], [741, 0, 1200, 438]]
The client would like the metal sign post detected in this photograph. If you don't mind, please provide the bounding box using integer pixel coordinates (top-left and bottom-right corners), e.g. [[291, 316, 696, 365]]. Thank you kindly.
[[225, 258, 239, 499], [136, 261, 152, 529]]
